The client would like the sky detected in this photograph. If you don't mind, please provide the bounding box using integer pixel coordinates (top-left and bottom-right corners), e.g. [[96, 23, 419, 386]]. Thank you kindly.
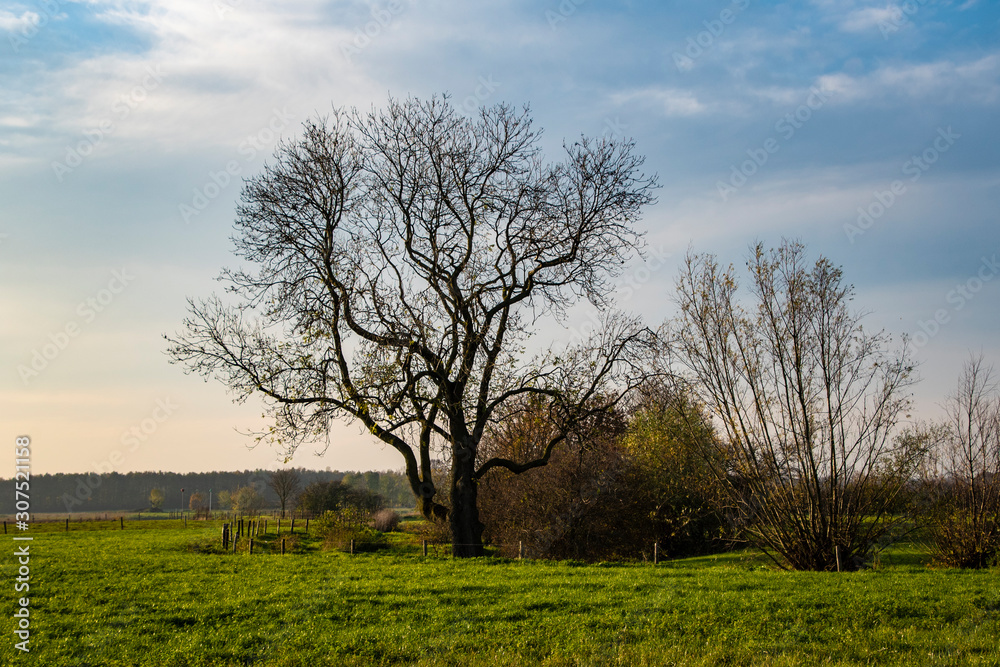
[[2, 0, 998, 477]]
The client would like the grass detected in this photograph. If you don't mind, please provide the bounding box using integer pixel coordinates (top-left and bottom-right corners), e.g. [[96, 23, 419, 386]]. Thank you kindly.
[[1, 520, 999, 666]]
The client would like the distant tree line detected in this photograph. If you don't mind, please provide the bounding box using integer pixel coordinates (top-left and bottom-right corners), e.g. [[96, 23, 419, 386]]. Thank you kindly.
[[0, 468, 416, 514]]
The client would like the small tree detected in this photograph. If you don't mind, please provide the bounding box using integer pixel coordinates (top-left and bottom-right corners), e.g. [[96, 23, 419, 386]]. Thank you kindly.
[[189, 492, 207, 511], [925, 355, 1000, 568], [149, 488, 165, 511], [231, 485, 265, 516], [267, 469, 301, 518], [673, 241, 921, 571]]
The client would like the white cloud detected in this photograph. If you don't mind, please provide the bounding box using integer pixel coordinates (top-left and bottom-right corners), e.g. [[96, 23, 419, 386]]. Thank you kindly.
[[0, 9, 38, 32], [816, 54, 1000, 105], [8, 0, 390, 157], [839, 6, 902, 33], [612, 87, 709, 117]]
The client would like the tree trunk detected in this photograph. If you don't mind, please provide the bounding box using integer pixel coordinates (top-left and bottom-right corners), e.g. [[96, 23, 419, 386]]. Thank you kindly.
[[450, 451, 484, 557]]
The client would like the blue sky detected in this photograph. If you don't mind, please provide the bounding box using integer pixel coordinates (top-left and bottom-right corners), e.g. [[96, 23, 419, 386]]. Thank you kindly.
[[2, 0, 998, 476]]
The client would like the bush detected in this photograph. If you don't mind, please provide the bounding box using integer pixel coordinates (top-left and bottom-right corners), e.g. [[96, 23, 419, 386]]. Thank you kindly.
[[314, 508, 387, 552], [927, 505, 1000, 569], [297, 480, 384, 515], [478, 402, 646, 561], [921, 357, 1000, 569], [477, 388, 730, 562], [371, 509, 401, 533]]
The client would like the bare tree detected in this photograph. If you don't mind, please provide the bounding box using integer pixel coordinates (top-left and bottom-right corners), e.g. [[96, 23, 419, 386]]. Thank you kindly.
[[166, 96, 658, 556], [926, 355, 1000, 567], [672, 240, 921, 570], [268, 469, 301, 518]]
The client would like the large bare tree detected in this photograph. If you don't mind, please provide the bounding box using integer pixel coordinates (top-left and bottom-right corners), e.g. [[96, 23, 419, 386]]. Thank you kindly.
[[166, 96, 658, 556], [672, 240, 921, 570]]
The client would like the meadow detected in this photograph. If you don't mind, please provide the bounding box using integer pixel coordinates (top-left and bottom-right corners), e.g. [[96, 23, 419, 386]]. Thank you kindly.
[[1, 519, 998, 666]]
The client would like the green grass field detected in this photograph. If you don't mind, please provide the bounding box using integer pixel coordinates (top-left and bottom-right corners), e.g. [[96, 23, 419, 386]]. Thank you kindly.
[[1, 520, 998, 666]]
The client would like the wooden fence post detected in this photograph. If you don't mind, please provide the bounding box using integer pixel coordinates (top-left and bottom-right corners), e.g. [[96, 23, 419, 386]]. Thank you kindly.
[[281, 539, 286, 555], [350, 539, 355, 555], [654, 542, 659, 565], [835, 546, 841, 573], [305, 517, 309, 533], [65, 518, 69, 532], [290, 519, 295, 534], [249, 539, 254, 555], [519, 541, 523, 560], [120, 516, 124, 530], [222, 524, 230, 550], [3, 521, 6, 535], [423, 540, 428, 557]]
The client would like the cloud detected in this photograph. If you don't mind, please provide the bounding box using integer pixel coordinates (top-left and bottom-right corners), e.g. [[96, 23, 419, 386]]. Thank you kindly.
[[817, 54, 1000, 105], [611, 87, 709, 117], [0, 9, 38, 32], [839, 6, 902, 33], [1, 0, 395, 162]]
